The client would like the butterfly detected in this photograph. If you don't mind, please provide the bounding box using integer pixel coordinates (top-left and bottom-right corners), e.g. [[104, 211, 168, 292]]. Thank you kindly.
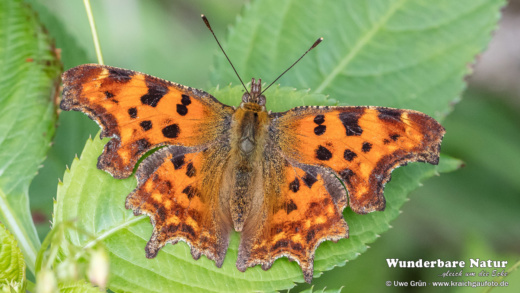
[[60, 18, 445, 284]]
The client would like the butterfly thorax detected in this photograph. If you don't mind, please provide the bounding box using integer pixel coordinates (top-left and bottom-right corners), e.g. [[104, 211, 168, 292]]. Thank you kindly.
[[236, 78, 268, 156], [224, 78, 270, 232]]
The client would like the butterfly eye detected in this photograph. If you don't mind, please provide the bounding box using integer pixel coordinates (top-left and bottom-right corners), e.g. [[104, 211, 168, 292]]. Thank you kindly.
[[242, 92, 250, 103], [258, 95, 266, 106]]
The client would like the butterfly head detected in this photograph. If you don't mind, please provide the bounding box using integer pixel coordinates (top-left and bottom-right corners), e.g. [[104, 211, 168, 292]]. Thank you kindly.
[[241, 78, 266, 110]]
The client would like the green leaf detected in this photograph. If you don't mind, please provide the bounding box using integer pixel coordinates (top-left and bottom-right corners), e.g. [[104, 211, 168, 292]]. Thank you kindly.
[[24, 0, 91, 70], [0, 222, 26, 292], [23, 0, 94, 240], [0, 0, 61, 273], [212, 0, 504, 120]]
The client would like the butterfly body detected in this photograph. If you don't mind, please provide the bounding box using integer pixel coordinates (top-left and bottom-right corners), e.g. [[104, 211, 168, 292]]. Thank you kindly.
[[61, 64, 445, 283], [227, 85, 269, 231]]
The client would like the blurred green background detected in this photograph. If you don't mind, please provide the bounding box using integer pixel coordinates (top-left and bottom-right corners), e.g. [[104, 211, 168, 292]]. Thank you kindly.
[[25, 0, 519, 291]]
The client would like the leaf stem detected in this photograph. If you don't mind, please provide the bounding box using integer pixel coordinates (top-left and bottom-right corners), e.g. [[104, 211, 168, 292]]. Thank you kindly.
[[35, 222, 64, 274], [83, 0, 104, 65]]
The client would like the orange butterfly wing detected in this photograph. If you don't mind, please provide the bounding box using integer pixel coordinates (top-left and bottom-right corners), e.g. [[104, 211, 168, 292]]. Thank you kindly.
[[61, 64, 233, 178], [125, 145, 232, 266], [237, 159, 348, 283], [273, 106, 445, 214]]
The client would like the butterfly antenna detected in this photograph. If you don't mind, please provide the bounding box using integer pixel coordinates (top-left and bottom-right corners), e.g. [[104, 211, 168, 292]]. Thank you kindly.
[[201, 14, 249, 94], [261, 37, 323, 95]]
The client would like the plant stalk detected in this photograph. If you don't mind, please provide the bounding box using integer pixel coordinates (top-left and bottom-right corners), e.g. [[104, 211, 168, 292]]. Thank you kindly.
[[83, 0, 104, 65]]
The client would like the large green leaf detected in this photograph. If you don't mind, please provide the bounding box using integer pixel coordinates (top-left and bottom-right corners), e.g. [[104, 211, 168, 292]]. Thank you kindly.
[[212, 0, 504, 120], [0, 222, 26, 292], [0, 0, 61, 273]]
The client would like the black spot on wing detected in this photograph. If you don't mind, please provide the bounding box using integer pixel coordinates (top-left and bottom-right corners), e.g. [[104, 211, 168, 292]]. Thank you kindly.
[[339, 110, 364, 136], [140, 120, 152, 131], [181, 94, 191, 105], [362, 142, 372, 153], [316, 145, 333, 161], [171, 155, 185, 170], [302, 172, 318, 188], [285, 200, 297, 214], [176, 104, 188, 116], [390, 134, 400, 141], [141, 77, 169, 107], [289, 178, 300, 192], [313, 115, 325, 125], [344, 149, 357, 161], [182, 185, 199, 199], [378, 108, 402, 121], [186, 162, 196, 178], [104, 91, 114, 99], [108, 68, 133, 82], [162, 124, 180, 138], [128, 107, 137, 119], [314, 125, 326, 136]]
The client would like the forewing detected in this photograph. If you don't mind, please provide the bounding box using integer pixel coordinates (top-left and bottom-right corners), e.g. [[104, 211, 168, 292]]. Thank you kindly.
[[61, 64, 233, 178], [272, 106, 445, 214]]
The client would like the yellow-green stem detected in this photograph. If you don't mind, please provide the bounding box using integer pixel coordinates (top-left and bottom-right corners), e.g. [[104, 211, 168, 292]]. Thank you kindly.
[[83, 0, 104, 65]]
